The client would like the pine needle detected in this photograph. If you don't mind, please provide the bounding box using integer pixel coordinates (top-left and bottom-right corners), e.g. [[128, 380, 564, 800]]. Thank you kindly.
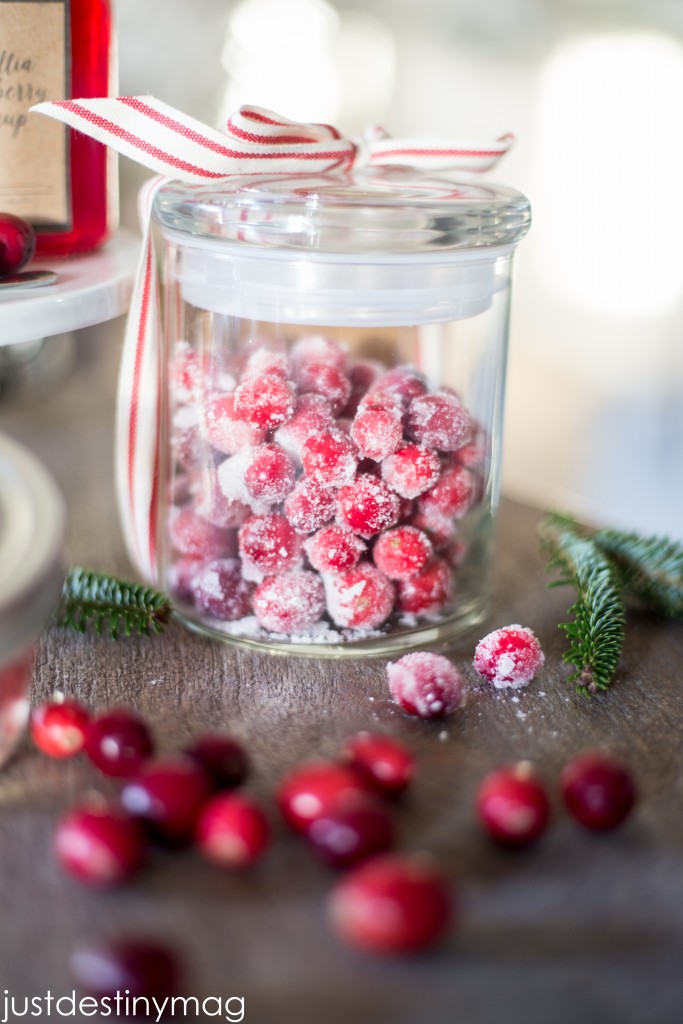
[[56, 567, 172, 640], [593, 528, 683, 619], [539, 512, 626, 696]]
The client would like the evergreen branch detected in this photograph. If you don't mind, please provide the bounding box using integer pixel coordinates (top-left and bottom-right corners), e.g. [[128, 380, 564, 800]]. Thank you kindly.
[[539, 512, 626, 696], [55, 567, 172, 640], [592, 528, 683, 619]]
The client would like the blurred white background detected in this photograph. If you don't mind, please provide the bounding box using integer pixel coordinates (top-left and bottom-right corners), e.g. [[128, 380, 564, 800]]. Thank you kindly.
[[115, 0, 683, 537]]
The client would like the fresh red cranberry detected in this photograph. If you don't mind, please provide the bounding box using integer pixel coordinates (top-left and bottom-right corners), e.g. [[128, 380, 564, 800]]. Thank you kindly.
[[202, 391, 267, 455], [476, 763, 551, 846], [381, 444, 441, 499], [329, 853, 452, 953], [350, 407, 403, 462], [121, 756, 213, 846], [418, 464, 475, 520], [253, 570, 325, 633], [473, 624, 545, 689], [407, 391, 471, 451], [0, 212, 36, 275], [304, 525, 365, 574], [561, 752, 636, 830], [324, 562, 396, 630], [191, 557, 254, 620], [336, 474, 401, 538], [373, 526, 433, 580], [55, 802, 146, 886], [284, 477, 337, 533], [168, 506, 233, 559], [70, 938, 182, 1003], [301, 428, 358, 488], [296, 362, 351, 414], [31, 696, 90, 758], [238, 513, 302, 577], [233, 373, 296, 430], [387, 652, 464, 719], [277, 761, 371, 834], [243, 443, 296, 504], [307, 794, 395, 868], [196, 792, 271, 868], [184, 733, 249, 790], [396, 557, 453, 616], [84, 708, 154, 778], [274, 393, 334, 461], [340, 731, 415, 798]]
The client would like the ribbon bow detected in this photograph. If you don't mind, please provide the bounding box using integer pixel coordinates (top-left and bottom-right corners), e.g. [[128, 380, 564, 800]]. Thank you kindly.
[[31, 96, 513, 582]]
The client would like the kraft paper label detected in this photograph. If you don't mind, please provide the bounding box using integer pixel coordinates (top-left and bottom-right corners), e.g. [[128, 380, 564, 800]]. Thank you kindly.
[[0, 0, 71, 228]]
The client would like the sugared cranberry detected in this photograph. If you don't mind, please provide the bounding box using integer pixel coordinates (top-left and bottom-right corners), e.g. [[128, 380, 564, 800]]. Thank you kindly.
[[0, 212, 36, 275], [387, 651, 464, 719], [301, 427, 358, 489], [277, 761, 370, 834], [184, 733, 249, 790], [304, 525, 365, 573], [473, 624, 545, 689], [70, 938, 182, 1003], [243, 443, 296, 504], [373, 526, 433, 581], [410, 510, 456, 548], [291, 334, 347, 372], [418, 464, 475, 520], [340, 731, 415, 798], [477, 763, 551, 847], [121, 756, 213, 846], [196, 792, 271, 869], [324, 563, 395, 630], [85, 708, 154, 778], [233, 373, 296, 430], [241, 346, 289, 380], [407, 391, 471, 451], [369, 365, 428, 405], [296, 361, 351, 415], [381, 444, 441, 499], [336, 475, 401, 538], [253, 570, 325, 633], [55, 802, 146, 886], [171, 406, 200, 469], [196, 467, 251, 528], [307, 795, 395, 869], [31, 696, 90, 758], [171, 341, 210, 405], [238, 513, 302, 577], [328, 853, 452, 954], [168, 506, 233, 559], [202, 392, 267, 455], [396, 557, 453, 616], [284, 477, 336, 533], [561, 752, 636, 830], [274, 393, 334, 461], [191, 558, 254, 620], [350, 407, 402, 462], [342, 357, 383, 416]]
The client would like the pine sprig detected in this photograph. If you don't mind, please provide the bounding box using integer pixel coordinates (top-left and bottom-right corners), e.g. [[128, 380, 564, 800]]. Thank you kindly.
[[56, 567, 172, 640], [592, 528, 683, 619], [539, 512, 626, 696]]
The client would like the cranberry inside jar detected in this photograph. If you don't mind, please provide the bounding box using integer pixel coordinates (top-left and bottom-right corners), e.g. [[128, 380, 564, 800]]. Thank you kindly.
[[154, 168, 530, 655]]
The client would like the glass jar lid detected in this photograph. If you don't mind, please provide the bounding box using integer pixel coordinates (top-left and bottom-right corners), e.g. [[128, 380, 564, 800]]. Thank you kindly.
[[153, 166, 531, 254], [0, 434, 65, 661]]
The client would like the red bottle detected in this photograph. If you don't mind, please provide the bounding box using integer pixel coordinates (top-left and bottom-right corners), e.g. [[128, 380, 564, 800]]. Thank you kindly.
[[0, 0, 116, 256]]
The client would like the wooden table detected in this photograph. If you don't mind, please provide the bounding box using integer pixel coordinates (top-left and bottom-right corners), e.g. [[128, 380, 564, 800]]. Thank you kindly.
[[1, 321, 682, 1024]]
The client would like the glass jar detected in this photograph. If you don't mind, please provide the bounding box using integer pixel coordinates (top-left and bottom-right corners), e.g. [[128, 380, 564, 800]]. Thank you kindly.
[[152, 167, 531, 657], [0, 434, 65, 766]]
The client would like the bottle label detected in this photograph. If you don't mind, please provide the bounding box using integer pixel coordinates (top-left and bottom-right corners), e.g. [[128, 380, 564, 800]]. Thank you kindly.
[[0, 0, 71, 230]]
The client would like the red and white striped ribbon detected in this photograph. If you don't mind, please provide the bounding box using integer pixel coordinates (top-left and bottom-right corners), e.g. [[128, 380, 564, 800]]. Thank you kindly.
[[31, 95, 512, 583]]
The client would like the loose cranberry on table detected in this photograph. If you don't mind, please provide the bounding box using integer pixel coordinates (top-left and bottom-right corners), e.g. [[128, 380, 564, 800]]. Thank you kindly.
[[0, 212, 36, 276], [328, 853, 452, 954], [196, 792, 271, 869], [277, 760, 371, 834], [387, 651, 464, 719], [121, 756, 213, 846], [184, 733, 249, 790], [55, 801, 147, 886], [473, 624, 545, 689], [31, 697, 90, 758], [70, 937, 182, 1003], [476, 762, 551, 847], [306, 794, 395, 869], [340, 732, 415, 798], [84, 708, 154, 778], [561, 752, 636, 831]]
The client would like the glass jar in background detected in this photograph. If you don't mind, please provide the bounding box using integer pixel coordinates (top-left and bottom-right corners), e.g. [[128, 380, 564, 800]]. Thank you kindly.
[[0, 434, 65, 766], [153, 167, 531, 656]]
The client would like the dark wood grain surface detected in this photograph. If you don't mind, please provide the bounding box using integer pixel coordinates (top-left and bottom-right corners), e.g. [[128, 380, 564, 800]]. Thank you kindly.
[[1, 320, 682, 1024]]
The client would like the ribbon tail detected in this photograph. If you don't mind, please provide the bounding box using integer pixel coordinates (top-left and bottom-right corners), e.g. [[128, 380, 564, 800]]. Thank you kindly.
[[368, 132, 514, 172]]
